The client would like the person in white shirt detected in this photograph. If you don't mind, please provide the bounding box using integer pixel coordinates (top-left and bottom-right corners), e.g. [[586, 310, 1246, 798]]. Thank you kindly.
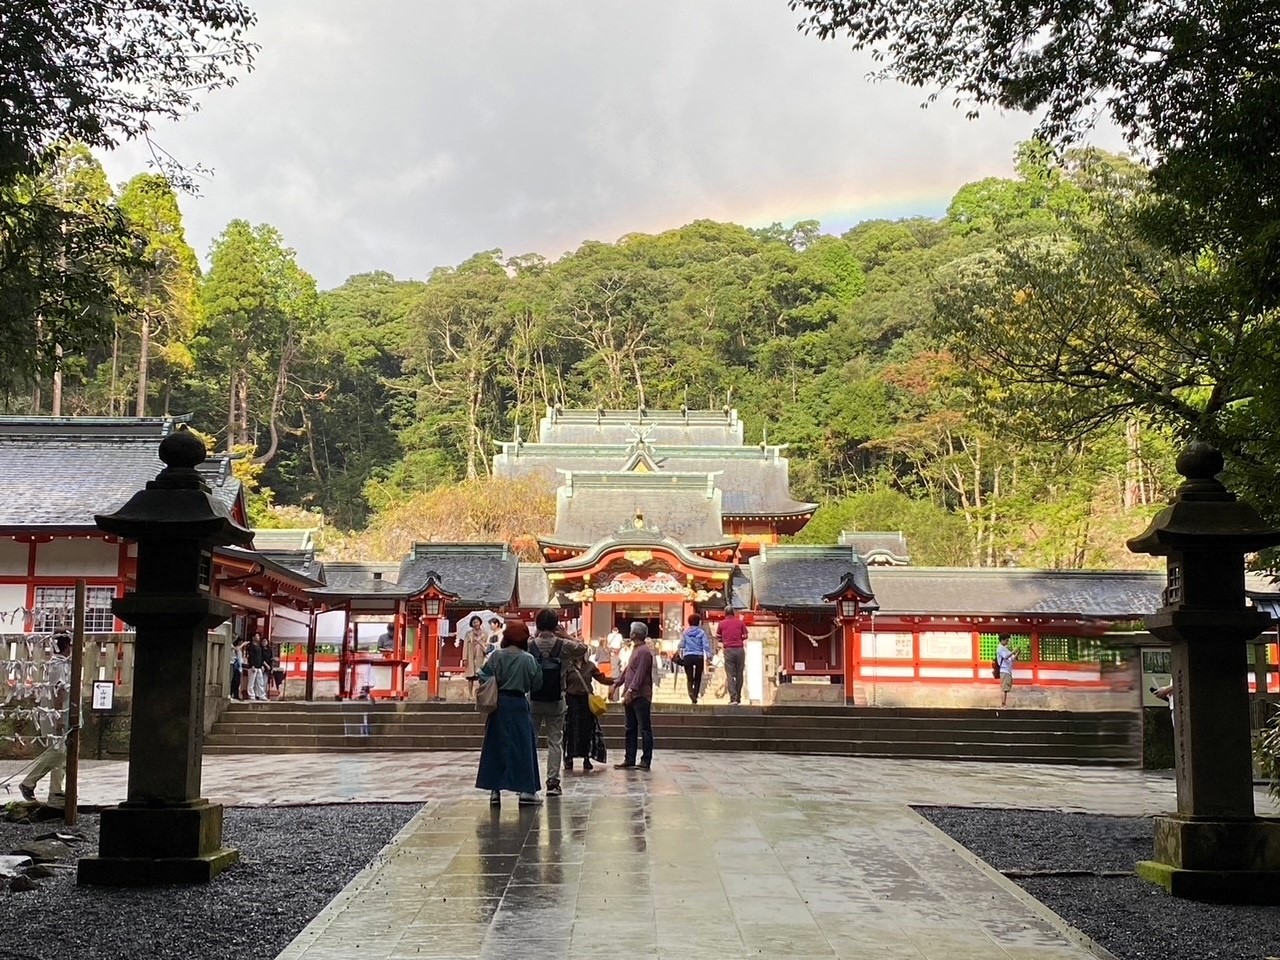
[[997, 634, 1019, 707], [607, 626, 625, 700], [19, 634, 71, 805]]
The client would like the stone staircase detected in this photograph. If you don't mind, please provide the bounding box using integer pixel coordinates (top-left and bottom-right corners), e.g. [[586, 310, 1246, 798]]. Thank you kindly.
[[205, 701, 1138, 765]]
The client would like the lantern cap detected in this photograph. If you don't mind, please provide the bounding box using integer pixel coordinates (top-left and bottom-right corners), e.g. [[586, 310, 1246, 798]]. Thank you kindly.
[[95, 426, 253, 547], [1127, 441, 1280, 557]]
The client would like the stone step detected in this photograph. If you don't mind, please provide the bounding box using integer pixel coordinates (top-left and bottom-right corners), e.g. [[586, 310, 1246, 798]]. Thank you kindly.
[[206, 701, 1136, 764], [217, 701, 1133, 723], [204, 734, 1131, 758], [202, 741, 1128, 765], [206, 718, 1132, 744]]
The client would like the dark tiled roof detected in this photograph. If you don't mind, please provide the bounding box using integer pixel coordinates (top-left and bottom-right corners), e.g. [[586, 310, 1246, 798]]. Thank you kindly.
[[866, 567, 1164, 618], [311, 562, 405, 598], [729, 568, 753, 610], [748, 545, 876, 610], [258, 550, 325, 583], [517, 564, 551, 608], [494, 446, 815, 518], [216, 546, 324, 589], [839, 531, 910, 565], [0, 416, 195, 530], [551, 473, 725, 546], [196, 455, 244, 515], [536, 407, 744, 446], [397, 543, 519, 607], [250, 529, 322, 581]]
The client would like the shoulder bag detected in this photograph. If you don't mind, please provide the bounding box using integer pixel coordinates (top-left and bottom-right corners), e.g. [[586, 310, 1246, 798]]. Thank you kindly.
[[476, 675, 498, 715]]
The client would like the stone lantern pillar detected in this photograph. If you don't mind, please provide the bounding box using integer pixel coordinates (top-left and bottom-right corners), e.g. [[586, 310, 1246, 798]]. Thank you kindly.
[[1127, 441, 1280, 903], [78, 426, 253, 885]]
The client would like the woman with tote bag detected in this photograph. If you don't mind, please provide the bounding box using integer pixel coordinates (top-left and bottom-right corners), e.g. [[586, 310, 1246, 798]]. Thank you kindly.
[[563, 650, 615, 772], [474, 621, 543, 806]]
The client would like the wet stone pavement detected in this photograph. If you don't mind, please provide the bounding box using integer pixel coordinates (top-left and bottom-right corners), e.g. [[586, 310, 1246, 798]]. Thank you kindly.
[[6, 752, 1255, 959], [277, 790, 1103, 960]]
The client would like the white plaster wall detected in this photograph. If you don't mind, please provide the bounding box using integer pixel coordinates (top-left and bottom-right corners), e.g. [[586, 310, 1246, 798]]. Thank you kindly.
[[0, 584, 27, 632], [34, 538, 119, 576], [316, 609, 346, 643], [271, 617, 308, 640], [0, 538, 27, 576]]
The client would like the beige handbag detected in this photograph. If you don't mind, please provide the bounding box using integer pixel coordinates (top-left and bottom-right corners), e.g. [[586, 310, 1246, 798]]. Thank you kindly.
[[476, 676, 498, 715]]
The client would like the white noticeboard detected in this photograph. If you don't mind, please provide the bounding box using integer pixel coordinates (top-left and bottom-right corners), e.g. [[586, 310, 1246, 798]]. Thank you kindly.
[[91, 681, 114, 711], [746, 638, 764, 704]]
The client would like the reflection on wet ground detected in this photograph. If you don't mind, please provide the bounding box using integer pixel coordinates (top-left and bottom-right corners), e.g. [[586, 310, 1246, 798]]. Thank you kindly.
[[276, 763, 1116, 960]]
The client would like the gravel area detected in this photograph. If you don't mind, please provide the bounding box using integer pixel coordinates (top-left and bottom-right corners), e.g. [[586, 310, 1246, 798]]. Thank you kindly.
[[0, 803, 420, 960], [917, 806, 1280, 960]]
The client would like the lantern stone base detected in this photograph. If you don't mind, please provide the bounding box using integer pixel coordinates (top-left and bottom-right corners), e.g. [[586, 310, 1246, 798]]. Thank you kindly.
[[1135, 814, 1280, 904], [77, 800, 238, 886]]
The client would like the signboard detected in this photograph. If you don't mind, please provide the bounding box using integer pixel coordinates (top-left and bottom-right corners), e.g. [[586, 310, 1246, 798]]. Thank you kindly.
[[920, 631, 972, 660], [861, 632, 913, 660], [91, 681, 115, 711]]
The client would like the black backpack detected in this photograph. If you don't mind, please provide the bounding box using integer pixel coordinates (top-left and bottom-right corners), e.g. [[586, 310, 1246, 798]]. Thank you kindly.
[[531, 639, 564, 702], [991, 657, 1001, 679]]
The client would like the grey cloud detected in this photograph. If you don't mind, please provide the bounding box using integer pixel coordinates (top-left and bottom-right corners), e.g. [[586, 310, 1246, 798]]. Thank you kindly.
[[99, 0, 1123, 289]]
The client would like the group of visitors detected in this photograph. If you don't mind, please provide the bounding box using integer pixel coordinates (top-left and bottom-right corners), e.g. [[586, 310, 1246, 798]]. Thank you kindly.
[[672, 607, 747, 705], [475, 610, 657, 806], [230, 633, 283, 701]]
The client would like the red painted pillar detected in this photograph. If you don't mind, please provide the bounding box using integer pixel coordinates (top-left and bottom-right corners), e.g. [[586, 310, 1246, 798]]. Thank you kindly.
[[425, 616, 440, 699], [843, 621, 857, 704], [911, 622, 922, 681]]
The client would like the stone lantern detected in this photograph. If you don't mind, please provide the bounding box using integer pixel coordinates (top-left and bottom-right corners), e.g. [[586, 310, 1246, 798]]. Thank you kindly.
[[1127, 441, 1280, 903], [79, 426, 253, 885]]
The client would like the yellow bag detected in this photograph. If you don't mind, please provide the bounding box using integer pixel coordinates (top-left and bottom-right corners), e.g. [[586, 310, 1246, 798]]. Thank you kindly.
[[588, 692, 608, 716]]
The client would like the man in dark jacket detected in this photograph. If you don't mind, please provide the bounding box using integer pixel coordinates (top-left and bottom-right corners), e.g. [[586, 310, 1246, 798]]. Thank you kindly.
[[529, 608, 588, 798], [615, 622, 655, 770]]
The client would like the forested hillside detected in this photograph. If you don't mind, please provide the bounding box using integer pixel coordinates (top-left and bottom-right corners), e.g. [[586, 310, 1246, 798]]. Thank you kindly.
[[11, 142, 1176, 568]]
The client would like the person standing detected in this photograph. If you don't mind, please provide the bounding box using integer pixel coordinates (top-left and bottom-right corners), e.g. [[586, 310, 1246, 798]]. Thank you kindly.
[[229, 638, 244, 700], [615, 622, 655, 770], [678, 614, 711, 705], [717, 607, 748, 705], [487, 617, 504, 654], [376, 622, 395, 654], [19, 633, 72, 805], [528, 609, 588, 798], [564, 646, 615, 772], [460, 615, 490, 697], [476, 621, 543, 806], [997, 634, 1019, 707], [606, 625, 624, 700], [247, 632, 268, 701]]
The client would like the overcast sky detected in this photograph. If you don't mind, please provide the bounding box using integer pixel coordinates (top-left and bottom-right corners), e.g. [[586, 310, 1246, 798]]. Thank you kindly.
[[98, 1, 1120, 290]]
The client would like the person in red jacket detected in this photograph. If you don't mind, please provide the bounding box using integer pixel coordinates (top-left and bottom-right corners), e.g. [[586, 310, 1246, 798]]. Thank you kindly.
[[717, 607, 748, 705]]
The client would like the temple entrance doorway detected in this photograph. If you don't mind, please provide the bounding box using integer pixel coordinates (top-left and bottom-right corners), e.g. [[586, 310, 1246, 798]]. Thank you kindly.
[[590, 598, 686, 651]]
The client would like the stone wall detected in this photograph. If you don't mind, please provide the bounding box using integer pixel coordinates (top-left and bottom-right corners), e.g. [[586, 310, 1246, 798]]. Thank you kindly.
[[853, 681, 1138, 712]]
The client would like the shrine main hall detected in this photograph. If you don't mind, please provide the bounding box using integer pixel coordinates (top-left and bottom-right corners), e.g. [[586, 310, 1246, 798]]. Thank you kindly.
[[322, 405, 1162, 708], [0, 407, 1188, 708]]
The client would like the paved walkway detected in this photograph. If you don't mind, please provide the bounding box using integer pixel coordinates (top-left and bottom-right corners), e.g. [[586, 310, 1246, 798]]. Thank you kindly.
[[277, 789, 1100, 960], [4, 750, 1262, 814], [6, 753, 1272, 959]]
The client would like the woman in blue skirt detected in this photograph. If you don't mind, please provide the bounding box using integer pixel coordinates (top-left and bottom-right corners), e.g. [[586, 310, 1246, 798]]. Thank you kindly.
[[475, 620, 543, 806]]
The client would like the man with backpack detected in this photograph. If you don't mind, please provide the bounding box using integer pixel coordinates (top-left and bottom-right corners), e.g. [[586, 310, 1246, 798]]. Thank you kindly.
[[529, 608, 588, 798]]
